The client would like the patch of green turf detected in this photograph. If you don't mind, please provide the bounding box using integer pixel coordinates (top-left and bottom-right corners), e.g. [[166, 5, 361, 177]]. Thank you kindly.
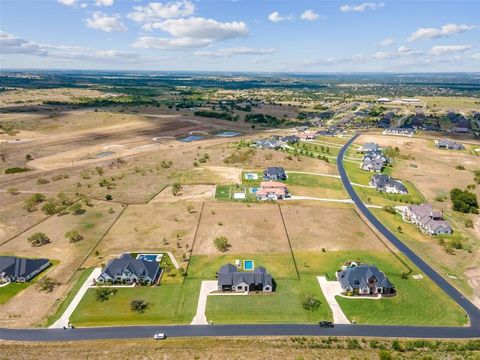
[[70, 279, 201, 326], [0, 282, 30, 305], [215, 185, 232, 200], [206, 275, 331, 324], [294, 250, 467, 326], [285, 173, 343, 190]]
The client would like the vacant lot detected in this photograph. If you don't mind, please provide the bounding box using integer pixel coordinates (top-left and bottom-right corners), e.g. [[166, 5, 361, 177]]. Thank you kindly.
[[281, 203, 387, 252], [0, 200, 123, 327], [192, 202, 290, 255], [89, 202, 201, 268], [151, 184, 215, 203]]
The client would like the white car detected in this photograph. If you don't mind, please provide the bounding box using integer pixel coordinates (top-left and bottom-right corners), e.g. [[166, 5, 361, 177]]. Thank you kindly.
[[153, 333, 166, 340]]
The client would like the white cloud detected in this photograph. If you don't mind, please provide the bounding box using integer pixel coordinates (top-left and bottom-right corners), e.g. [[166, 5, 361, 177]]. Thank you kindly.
[[300, 10, 319, 21], [0, 31, 159, 64], [195, 47, 276, 58], [58, 0, 77, 6], [128, 1, 195, 22], [95, 0, 114, 6], [472, 53, 480, 60], [85, 12, 127, 32], [134, 17, 249, 49], [429, 45, 472, 56], [397, 46, 410, 53], [380, 37, 395, 47], [408, 23, 475, 42], [268, 11, 292, 22], [340, 2, 384, 12], [252, 57, 270, 64]]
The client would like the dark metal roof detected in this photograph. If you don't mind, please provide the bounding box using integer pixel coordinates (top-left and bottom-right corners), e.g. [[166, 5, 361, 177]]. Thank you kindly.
[[0, 256, 50, 280]]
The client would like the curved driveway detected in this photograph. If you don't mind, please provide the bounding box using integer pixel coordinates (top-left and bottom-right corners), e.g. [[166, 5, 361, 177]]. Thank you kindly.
[[1, 134, 479, 341]]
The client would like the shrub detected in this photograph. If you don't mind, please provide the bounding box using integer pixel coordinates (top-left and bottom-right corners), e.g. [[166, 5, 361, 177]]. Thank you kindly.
[[301, 295, 321, 311], [5, 167, 30, 174], [51, 174, 69, 181], [383, 206, 396, 214], [36, 178, 50, 185], [65, 230, 83, 243], [465, 219, 474, 228], [213, 236, 231, 252], [172, 182, 181, 196], [38, 277, 59, 293], [455, 165, 465, 170], [70, 203, 86, 215], [105, 194, 113, 200], [41, 199, 61, 215], [7, 187, 19, 195], [28, 232, 50, 247]]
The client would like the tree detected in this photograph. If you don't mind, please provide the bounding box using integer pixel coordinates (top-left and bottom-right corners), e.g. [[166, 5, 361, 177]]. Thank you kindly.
[[105, 194, 113, 201], [41, 198, 60, 215], [130, 299, 148, 313], [28, 232, 50, 247], [172, 182, 181, 196], [65, 230, 83, 243], [301, 295, 321, 311], [213, 236, 231, 252], [450, 188, 479, 213], [37, 277, 59, 292], [24, 193, 45, 212], [70, 203, 86, 215], [95, 287, 117, 302]]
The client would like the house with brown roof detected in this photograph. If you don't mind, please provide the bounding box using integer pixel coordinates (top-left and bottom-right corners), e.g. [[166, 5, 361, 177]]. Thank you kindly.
[[256, 181, 289, 201]]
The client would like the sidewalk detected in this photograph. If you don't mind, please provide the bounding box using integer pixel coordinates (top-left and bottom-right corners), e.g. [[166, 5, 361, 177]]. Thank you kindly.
[[49, 268, 102, 329]]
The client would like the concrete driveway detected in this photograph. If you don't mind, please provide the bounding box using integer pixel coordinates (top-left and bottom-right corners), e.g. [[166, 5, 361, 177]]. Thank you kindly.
[[317, 276, 350, 325], [49, 268, 102, 329], [191, 281, 218, 325]]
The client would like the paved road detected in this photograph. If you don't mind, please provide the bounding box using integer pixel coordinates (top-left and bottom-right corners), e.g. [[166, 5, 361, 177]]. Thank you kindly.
[[336, 134, 480, 335], [1, 134, 479, 341]]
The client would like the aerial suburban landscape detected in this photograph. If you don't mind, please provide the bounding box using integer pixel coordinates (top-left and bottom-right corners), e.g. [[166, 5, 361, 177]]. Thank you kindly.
[[0, 0, 479, 359]]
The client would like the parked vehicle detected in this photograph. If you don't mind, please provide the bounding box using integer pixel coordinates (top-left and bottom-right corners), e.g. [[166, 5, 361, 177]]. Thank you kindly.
[[319, 321, 334, 328], [153, 333, 166, 340]]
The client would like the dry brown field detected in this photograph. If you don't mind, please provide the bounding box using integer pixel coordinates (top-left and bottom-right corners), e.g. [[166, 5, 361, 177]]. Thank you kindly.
[[192, 202, 290, 255]]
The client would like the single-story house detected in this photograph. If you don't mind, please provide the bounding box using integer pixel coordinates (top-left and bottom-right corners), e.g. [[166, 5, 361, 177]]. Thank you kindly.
[[453, 127, 470, 134], [0, 256, 51, 283], [253, 138, 282, 150], [337, 264, 395, 295], [96, 255, 161, 285], [361, 142, 379, 153], [436, 139, 465, 150], [263, 167, 287, 181], [256, 181, 289, 200], [217, 263, 274, 292], [370, 174, 408, 194], [400, 204, 452, 236], [382, 127, 414, 137]]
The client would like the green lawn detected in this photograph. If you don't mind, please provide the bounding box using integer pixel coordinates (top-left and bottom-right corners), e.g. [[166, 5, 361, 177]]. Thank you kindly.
[[342, 160, 373, 185], [285, 172, 343, 190], [354, 181, 425, 207], [215, 185, 232, 200], [294, 142, 341, 157], [206, 275, 331, 324], [188, 254, 298, 280], [70, 279, 200, 326], [0, 282, 30, 305], [294, 250, 467, 326], [45, 268, 94, 326]]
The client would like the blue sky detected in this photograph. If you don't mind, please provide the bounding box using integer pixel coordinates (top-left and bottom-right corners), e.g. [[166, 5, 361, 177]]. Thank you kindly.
[[1, 0, 479, 72]]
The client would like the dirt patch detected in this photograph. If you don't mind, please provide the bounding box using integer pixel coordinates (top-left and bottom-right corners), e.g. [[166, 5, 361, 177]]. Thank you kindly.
[[151, 185, 215, 203], [465, 267, 480, 308], [281, 203, 388, 252], [202, 166, 242, 183], [89, 202, 201, 267], [193, 202, 291, 255]]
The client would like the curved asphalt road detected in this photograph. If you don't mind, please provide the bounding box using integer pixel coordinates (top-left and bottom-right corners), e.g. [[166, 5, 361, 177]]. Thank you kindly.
[[1, 134, 479, 341]]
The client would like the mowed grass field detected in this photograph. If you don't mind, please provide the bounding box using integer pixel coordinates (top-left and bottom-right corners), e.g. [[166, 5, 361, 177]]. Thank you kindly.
[[206, 275, 331, 324], [70, 279, 200, 326]]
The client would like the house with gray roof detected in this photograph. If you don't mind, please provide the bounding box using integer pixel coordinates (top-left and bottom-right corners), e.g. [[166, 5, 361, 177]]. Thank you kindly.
[[263, 167, 287, 181], [361, 142, 379, 153], [337, 264, 395, 295], [0, 256, 51, 283], [436, 139, 465, 150], [217, 264, 274, 292], [370, 174, 408, 194], [401, 204, 452, 236], [253, 138, 282, 150], [383, 127, 415, 137], [96, 255, 161, 285]]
